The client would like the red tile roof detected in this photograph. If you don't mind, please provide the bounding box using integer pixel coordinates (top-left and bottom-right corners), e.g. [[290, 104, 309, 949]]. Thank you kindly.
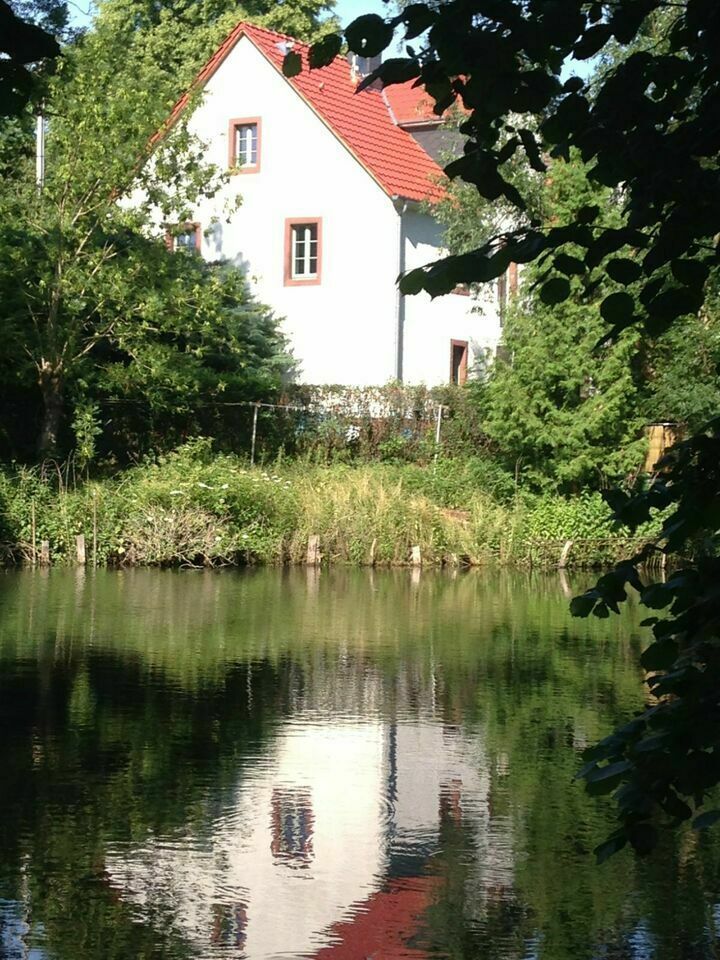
[[383, 84, 439, 127], [157, 21, 445, 204], [312, 877, 438, 960]]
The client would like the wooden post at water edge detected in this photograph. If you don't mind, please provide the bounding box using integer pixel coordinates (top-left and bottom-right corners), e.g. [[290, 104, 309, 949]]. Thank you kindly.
[[306, 535, 321, 566], [558, 539, 574, 569]]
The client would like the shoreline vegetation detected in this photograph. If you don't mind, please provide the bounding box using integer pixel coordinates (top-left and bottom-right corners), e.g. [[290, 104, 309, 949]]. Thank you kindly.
[[0, 440, 658, 571]]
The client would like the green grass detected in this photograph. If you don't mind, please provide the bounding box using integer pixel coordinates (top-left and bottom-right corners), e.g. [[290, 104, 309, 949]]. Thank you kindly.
[[0, 440, 657, 568]]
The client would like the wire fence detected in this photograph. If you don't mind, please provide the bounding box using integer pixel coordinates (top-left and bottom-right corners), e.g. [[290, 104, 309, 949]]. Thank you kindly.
[[0, 384, 483, 465], [82, 387, 457, 466]]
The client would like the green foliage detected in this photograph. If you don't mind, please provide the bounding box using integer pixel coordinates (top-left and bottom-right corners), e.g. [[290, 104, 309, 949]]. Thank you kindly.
[[71, 401, 101, 469], [0, 440, 658, 569], [0, 0, 333, 459], [93, 0, 336, 108], [641, 314, 720, 430], [445, 153, 720, 493], [473, 156, 646, 490]]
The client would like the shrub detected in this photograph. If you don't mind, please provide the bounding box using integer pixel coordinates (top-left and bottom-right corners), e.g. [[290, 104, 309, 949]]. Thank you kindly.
[[0, 440, 660, 568]]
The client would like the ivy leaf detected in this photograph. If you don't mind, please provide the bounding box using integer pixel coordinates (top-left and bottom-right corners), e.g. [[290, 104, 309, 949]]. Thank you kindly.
[[662, 792, 692, 821], [693, 810, 720, 830], [640, 582, 674, 609], [574, 23, 612, 60], [555, 253, 585, 276], [518, 128, 547, 172], [345, 14, 394, 57], [570, 594, 596, 618], [628, 822, 658, 855], [308, 34, 342, 69], [607, 258, 641, 285], [640, 638, 678, 671], [282, 51, 302, 78], [600, 292, 635, 324], [595, 831, 627, 864], [647, 286, 704, 323], [399, 267, 427, 295], [671, 258, 710, 287], [399, 3, 436, 40], [360, 58, 419, 92], [540, 277, 571, 304]]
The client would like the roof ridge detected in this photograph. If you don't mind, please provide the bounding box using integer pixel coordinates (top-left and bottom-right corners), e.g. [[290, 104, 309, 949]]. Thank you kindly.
[[241, 21, 306, 46], [152, 18, 445, 204]]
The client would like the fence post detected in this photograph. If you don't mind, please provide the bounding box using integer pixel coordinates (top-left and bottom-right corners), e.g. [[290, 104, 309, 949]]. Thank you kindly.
[[433, 404, 443, 463], [250, 403, 260, 466], [369, 538, 377, 567], [40, 540, 50, 565], [558, 539, 574, 569], [76, 534, 86, 565], [92, 489, 98, 568], [31, 500, 37, 565], [411, 545, 422, 567], [306, 534, 321, 566]]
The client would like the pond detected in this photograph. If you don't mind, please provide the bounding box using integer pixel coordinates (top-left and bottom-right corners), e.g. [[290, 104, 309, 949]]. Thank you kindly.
[[0, 567, 718, 960]]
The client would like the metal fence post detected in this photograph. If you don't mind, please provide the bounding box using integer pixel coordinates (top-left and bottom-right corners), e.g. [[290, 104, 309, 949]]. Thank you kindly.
[[250, 403, 259, 466], [433, 404, 443, 464]]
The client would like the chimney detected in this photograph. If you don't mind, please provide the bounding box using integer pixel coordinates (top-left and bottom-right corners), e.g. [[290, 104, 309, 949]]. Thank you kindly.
[[347, 52, 382, 85]]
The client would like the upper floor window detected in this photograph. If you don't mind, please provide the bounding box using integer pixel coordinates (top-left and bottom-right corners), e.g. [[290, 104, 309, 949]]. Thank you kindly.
[[166, 222, 201, 253], [228, 118, 260, 172], [285, 219, 321, 285]]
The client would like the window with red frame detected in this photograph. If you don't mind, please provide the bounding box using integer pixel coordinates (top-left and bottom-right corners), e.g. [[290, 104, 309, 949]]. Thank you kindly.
[[450, 339, 468, 385], [228, 119, 260, 172], [166, 222, 201, 253], [285, 219, 322, 285]]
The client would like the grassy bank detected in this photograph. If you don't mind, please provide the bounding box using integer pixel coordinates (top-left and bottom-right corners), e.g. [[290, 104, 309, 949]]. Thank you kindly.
[[0, 441, 656, 569]]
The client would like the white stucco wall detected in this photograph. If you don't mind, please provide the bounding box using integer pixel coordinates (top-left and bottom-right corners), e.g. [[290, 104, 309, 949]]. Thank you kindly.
[[401, 209, 503, 385], [183, 37, 400, 386]]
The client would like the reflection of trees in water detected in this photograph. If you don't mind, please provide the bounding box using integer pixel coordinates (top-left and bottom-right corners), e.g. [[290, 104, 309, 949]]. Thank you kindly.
[[0, 651, 284, 960], [0, 569, 719, 960]]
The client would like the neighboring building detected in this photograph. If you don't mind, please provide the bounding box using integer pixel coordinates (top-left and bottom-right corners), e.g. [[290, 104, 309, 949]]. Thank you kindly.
[[151, 22, 505, 387]]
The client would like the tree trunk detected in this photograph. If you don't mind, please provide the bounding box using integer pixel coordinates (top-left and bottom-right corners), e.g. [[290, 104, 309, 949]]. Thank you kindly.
[[37, 361, 64, 459]]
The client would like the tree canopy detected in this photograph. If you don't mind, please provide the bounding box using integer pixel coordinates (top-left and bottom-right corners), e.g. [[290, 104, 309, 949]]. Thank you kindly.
[[293, 0, 720, 858], [0, 0, 331, 459]]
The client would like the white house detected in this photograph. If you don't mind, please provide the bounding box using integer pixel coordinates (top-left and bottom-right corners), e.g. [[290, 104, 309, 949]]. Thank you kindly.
[[153, 21, 506, 387]]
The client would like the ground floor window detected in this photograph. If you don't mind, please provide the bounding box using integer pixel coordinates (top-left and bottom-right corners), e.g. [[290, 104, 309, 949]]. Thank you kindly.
[[166, 222, 201, 253], [450, 339, 468, 385]]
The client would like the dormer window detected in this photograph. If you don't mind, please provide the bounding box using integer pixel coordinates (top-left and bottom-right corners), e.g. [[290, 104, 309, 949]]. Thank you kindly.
[[228, 118, 260, 172]]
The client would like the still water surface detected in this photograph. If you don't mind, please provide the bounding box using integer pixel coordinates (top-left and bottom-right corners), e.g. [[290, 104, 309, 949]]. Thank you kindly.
[[1, 568, 718, 960]]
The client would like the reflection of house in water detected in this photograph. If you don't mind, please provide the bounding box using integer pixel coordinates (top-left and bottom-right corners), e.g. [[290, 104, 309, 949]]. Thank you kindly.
[[105, 669, 514, 958]]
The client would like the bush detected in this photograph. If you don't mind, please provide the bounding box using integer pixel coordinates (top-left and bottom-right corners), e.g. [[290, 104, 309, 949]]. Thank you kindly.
[[0, 440, 660, 568]]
